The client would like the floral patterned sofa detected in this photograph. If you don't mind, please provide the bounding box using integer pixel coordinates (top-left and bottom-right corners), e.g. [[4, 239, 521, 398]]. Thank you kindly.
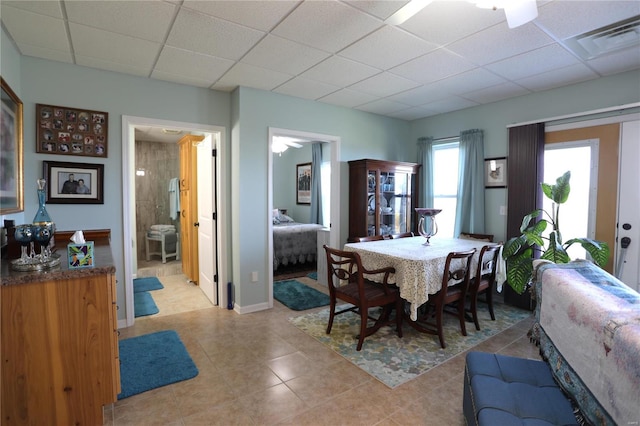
[[464, 260, 640, 425]]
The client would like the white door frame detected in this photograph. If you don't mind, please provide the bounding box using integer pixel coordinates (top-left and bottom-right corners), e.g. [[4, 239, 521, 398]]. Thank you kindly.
[[267, 127, 341, 306], [121, 115, 227, 328]]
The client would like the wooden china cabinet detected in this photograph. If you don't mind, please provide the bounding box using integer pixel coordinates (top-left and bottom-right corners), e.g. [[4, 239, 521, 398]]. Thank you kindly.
[[348, 159, 420, 241]]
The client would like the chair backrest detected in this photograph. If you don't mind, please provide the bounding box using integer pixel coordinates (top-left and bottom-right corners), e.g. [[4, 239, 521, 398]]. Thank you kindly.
[[354, 235, 386, 242], [459, 232, 494, 242], [391, 232, 414, 239], [324, 244, 363, 294], [473, 244, 501, 290], [439, 249, 476, 294]]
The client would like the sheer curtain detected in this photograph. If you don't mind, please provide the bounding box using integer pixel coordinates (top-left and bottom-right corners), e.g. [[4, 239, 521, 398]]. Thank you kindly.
[[454, 129, 486, 236], [417, 137, 434, 208], [310, 142, 323, 224]]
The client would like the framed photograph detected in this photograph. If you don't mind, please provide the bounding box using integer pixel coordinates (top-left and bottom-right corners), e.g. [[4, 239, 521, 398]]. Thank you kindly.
[[485, 157, 507, 188], [296, 162, 311, 205], [36, 103, 108, 157], [43, 161, 104, 204], [1, 77, 24, 214]]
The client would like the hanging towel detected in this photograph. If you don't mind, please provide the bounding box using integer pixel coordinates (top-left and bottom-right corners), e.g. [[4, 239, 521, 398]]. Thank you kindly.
[[168, 178, 180, 220]]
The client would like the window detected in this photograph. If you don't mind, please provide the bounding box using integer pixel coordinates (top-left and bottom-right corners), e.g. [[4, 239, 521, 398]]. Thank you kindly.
[[432, 142, 459, 238], [543, 139, 598, 260]]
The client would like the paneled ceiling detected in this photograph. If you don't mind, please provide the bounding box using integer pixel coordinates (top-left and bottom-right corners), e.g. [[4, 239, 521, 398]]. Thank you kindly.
[[2, 0, 639, 123]]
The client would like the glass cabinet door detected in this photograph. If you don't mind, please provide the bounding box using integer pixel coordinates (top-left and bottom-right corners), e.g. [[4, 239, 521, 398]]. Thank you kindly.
[[381, 171, 411, 236]]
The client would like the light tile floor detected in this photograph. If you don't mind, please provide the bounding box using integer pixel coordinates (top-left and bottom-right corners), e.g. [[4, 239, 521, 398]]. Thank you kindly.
[[109, 273, 540, 425]]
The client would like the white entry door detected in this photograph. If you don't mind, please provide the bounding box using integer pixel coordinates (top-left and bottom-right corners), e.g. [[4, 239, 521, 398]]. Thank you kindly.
[[197, 134, 218, 305], [616, 120, 640, 291]]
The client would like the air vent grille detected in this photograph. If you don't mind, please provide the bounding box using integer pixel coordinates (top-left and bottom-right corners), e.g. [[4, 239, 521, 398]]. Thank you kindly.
[[564, 15, 640, 60]]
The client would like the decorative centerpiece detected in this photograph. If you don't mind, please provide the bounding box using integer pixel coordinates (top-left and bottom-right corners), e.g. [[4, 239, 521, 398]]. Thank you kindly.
[[415, 208, 442, 245], [10, 180, 60, 271]]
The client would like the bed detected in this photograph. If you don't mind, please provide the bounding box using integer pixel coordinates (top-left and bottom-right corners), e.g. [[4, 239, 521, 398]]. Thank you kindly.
[[273, 210, 325, 270]]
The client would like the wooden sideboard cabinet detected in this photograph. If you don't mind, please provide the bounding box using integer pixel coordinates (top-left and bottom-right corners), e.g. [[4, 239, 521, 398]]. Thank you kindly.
[[1, 242, 119, 425], [348, 159, 420, 241]]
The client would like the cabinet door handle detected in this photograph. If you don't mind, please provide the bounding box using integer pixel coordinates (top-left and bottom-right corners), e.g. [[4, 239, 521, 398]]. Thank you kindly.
[[182, 210, 186, 218]]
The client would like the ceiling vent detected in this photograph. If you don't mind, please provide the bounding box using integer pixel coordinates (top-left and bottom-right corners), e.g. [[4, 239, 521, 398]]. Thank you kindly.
[[564, 15, 640, 60]]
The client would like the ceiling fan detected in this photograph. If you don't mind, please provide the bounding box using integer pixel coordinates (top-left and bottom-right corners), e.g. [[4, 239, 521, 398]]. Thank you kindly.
[[272, 136, 303, 155], [385, 0, 539, 29]]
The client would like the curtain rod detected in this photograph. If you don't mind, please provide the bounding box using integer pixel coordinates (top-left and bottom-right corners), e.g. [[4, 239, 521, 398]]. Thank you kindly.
[[506, 102, 640, 128], [433, 135, 458, 142]]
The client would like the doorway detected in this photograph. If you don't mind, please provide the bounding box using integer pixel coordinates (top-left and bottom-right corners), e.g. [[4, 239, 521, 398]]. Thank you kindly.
[[122, 116, 227, 328], [267, 127, 341, 306]]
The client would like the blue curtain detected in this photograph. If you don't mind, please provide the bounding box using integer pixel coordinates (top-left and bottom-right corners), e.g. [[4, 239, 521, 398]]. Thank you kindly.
[[454, 129, 485, 236], [417, 137, 434, 208], [310, 142, 323, 224]]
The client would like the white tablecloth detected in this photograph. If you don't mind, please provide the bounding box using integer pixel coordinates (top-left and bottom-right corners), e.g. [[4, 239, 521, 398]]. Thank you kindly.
[[344, 237, 494, 321]]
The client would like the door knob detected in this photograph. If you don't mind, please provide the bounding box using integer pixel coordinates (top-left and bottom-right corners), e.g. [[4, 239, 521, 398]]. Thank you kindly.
[[194, 222, 200, 227]]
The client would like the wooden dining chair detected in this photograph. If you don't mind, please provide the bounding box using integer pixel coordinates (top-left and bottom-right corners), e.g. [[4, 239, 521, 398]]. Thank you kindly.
[[323, 245, 403, 351], [391, 232, 414, 239], [468, 244, 502, 330], [411, 248, 476, 349], [459, 232, 494, 242], [353, 235, 386, 242]]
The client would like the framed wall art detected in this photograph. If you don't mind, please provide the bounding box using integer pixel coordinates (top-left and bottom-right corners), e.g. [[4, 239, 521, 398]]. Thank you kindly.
[[296, 162, 311, 205], [43, 161, 104, 204], [484, 157, 508, 188], [0, 77, 24, 214], [36, 103, 108, 157]]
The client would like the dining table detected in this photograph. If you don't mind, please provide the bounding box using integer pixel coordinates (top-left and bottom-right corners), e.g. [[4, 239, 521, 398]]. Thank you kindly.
[[343, 236, 499, 321]]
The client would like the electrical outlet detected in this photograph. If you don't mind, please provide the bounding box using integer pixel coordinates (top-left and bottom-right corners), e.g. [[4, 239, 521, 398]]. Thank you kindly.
[[251, 271, 258, 282], [499, 205, 506, 216]]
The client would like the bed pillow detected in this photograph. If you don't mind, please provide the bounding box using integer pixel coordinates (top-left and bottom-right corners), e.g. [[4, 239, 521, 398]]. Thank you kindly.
[[272, 209, 281, 224], [279, 214, 295, 223]]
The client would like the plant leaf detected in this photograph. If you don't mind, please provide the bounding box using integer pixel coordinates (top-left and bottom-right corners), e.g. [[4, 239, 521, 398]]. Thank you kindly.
[[519, 210, 542, 233], [565, 238, 611, 267], [502, 235, 526, 258], [552, 171, 571, 204], [505, 249, 533, 294]]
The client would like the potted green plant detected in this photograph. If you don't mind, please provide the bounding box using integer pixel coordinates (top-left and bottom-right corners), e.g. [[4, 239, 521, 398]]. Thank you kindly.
[[502, 171, 610, 294]]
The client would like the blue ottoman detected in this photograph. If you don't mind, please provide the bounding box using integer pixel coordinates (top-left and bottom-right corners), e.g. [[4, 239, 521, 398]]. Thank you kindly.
[[463, 352, 578, 425]]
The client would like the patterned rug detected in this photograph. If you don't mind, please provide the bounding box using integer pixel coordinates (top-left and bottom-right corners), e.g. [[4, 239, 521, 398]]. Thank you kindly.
[[290, 303, 532, 388]]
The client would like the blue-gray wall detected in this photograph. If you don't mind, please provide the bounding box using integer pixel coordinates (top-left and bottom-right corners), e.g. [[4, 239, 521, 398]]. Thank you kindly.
[[3, 25, 639, 316]]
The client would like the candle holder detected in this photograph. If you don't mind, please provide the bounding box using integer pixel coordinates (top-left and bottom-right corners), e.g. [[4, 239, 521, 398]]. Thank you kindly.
[[415, 208, 442, 245]]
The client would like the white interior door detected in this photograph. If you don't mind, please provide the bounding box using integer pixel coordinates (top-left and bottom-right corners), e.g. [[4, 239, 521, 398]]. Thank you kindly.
[[197, 134, 217, 305], [616, 120, 640, 291]]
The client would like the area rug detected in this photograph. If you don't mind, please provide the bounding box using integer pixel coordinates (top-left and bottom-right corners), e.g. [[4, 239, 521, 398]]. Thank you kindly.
[[290, 303, 532, 388], [133, 276, 164, 292], [274, 279, 330, 311], [118, 330, 199, 399], [134, 291, 159, 317]]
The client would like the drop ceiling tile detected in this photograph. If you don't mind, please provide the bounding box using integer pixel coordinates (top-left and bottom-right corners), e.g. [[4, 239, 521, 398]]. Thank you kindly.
[[462, 82, 530, 104], [400, 1, 506, 46], [1, 1, 63, 18], [241, 35, 330, 75], [339, 25, 438, 70], [273, 1, 382, 53], [390, 48, 476, 84], [317, 88, 378, 108], [433, 68, 508, 95], [386, 84, 451, 106], [486, 44, 582, 81], [212, 62, 292, 92], [423, 96, 479, 114], [356, 98, 411, 115], [447, 21, 555, 66], [75, 55, 152, 77], [166, 7, 265, 61], [183, 0, 299, 32], [535, 0, 640, 40], [516, 63, 599, 91], [65, 1, 177, 43], [17, 43, 73, 64], [299, 56, 381, 87], [150, 70, 214, 88], [1, 5, 69, 52], [154, 46, 235, 85], [70, 23, 160, 71], [388, 105, 440, 121], [348, 71, 420, 97], [343, 1, 405, 20], [273, 77, 340, 100], [587, 48, 640, 76]]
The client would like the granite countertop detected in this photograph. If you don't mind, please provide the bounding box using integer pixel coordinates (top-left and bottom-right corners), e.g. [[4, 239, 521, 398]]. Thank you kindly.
[[1, 242, 115, 286]]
